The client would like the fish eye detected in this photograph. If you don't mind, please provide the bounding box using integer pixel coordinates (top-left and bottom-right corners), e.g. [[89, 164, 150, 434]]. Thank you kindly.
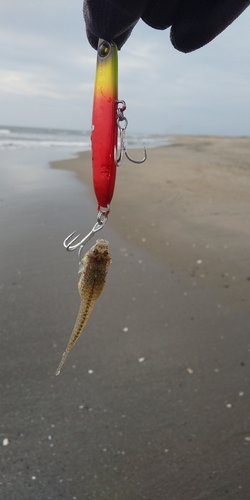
[[103, 250, 109, 256], [93, 248, 98, 255], [98, 41, 110, 58]]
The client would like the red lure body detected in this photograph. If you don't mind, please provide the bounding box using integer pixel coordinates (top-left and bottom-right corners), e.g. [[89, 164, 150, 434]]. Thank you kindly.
[[91, 40, 118, 213]]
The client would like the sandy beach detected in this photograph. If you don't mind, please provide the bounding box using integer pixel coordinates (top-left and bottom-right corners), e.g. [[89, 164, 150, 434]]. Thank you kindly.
[[1, 138, 250, 499]]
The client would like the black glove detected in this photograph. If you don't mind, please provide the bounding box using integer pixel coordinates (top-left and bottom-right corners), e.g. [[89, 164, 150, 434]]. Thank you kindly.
[[83, 0, 250, 53]]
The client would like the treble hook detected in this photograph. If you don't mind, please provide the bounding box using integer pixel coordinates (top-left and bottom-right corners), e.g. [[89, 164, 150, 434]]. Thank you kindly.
[[63, 211, 108, 252]]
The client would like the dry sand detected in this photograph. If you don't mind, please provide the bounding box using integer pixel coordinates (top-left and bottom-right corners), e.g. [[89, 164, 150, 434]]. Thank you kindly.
[[53, 135, 250, 311]]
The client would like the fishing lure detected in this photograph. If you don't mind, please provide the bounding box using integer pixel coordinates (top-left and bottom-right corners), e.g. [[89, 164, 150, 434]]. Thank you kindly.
[[63, 38, 146, 254], [56, 239, 112, 375], [91, 39, 118, 213]]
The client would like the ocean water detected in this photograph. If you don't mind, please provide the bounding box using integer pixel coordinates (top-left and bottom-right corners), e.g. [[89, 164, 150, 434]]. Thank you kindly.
[[0, 125, 171, 153]]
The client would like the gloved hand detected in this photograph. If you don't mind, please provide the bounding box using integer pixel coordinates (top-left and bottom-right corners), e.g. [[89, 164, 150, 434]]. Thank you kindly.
[[83, 0, 250, 53]]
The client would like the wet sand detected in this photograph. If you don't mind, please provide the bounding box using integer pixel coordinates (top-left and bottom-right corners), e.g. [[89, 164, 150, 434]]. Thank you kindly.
[[1, 139, 250, 499]]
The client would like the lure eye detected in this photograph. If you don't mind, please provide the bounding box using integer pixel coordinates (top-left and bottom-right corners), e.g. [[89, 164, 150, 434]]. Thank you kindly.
[[98, 41, 111, 58]]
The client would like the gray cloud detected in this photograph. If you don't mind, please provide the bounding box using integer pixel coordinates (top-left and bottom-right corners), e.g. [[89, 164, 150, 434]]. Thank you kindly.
[[0, 1, 249, 135]]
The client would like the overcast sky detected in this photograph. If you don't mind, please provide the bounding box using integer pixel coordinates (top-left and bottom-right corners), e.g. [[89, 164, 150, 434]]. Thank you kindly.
[[1, 1, 249, 135]]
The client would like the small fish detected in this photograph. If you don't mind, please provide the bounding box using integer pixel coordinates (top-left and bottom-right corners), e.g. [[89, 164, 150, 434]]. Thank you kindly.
[[56, 239, 112, 375]]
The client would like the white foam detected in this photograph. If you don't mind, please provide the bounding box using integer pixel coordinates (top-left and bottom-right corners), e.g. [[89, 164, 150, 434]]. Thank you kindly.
[[0, 126, 172, 152]]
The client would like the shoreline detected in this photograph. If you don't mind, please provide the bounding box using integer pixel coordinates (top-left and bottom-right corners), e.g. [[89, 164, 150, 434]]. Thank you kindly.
[[51, 135, 250, 310]]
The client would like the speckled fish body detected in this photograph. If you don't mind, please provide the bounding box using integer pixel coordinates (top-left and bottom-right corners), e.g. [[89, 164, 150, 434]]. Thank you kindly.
[[56, 239, 112, 375], [91, 39, 118, 212]]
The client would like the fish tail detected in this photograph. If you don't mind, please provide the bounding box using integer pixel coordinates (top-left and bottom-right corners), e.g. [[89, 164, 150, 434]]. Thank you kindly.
[[55, 298, 95, 376]]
